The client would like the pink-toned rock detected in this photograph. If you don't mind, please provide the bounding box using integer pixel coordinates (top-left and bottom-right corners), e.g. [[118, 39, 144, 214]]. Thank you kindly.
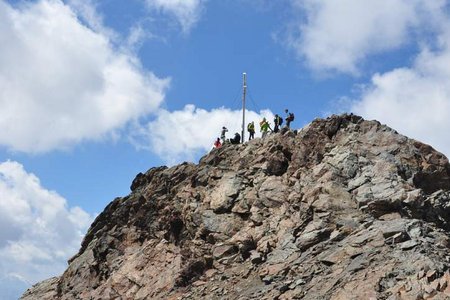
[[21, 114, 450, 300]]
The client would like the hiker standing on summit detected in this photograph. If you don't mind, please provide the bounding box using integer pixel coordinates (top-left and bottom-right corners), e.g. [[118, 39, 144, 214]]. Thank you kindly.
[[274, 114, 283, 133], [285, 109, 295, 129], [247, 121, 255, 140], [260, 118, 271, 139], [221, 126, 228, 143]]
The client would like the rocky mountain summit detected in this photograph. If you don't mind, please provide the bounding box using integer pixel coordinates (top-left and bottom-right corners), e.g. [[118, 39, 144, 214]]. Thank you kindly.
[[22, 114, 450, 300]]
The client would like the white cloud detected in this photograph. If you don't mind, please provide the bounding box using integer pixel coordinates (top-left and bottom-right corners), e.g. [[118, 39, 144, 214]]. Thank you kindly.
[[144, 0, 206, 33], [352, 29, 450, 157], [0, 160, 93, 296], [126, 24, 151, 51], [66, 0, 111, 36], [132, 105, 274, 164], [288, 0, 447, 74], [0, 0, 169, 153]]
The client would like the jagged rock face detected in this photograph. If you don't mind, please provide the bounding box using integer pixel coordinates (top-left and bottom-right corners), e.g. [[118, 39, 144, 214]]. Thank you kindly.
[[22, 114, 450, 300]]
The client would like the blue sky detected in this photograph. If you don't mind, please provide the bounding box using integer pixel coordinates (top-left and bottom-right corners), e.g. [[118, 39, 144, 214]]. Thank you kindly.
[[2, 0, 450, 298]]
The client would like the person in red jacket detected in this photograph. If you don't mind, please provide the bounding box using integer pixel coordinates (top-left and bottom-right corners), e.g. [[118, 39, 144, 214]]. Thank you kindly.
[[213, 138, 222, 148]]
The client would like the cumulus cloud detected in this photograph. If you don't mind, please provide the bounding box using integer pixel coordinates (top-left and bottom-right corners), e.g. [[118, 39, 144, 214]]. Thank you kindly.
[[0, 160, 93, 296], [144, 0, 207, 33], [0, 0, 169, 153], [288, 0, 447, 74], [132, 105, 274, 164], [352, 28, 450, 157]]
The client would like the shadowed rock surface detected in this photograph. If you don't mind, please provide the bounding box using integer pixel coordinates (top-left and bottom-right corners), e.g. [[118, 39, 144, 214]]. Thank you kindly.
[[21, 114, 450, 299]]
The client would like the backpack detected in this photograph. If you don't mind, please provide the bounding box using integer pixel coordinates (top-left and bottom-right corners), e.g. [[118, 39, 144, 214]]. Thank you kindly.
[[247, 123, 254, 132], [289, 113, 295, 121]]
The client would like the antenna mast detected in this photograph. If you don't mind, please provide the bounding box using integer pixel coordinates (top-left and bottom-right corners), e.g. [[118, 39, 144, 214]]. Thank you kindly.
[[241, 72, 247, 143]]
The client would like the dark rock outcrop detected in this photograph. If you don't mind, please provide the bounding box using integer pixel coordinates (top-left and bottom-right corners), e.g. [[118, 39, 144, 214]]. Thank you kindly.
[[22, 114, 450, 300]]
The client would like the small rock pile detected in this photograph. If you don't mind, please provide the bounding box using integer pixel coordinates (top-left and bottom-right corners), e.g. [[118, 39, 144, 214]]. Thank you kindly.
[[22, 114, 450, 300]]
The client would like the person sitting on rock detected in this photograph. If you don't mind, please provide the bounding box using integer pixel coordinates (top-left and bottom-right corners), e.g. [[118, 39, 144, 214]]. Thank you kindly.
[[230, 132, 241, 144]]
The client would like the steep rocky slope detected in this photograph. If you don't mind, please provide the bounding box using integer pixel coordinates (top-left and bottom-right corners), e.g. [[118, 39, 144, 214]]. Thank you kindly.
[[22, 114, 450, 300]]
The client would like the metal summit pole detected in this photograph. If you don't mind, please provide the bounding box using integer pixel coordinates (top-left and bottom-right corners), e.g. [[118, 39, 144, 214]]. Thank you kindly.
[[242, 72, 247, 143]]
